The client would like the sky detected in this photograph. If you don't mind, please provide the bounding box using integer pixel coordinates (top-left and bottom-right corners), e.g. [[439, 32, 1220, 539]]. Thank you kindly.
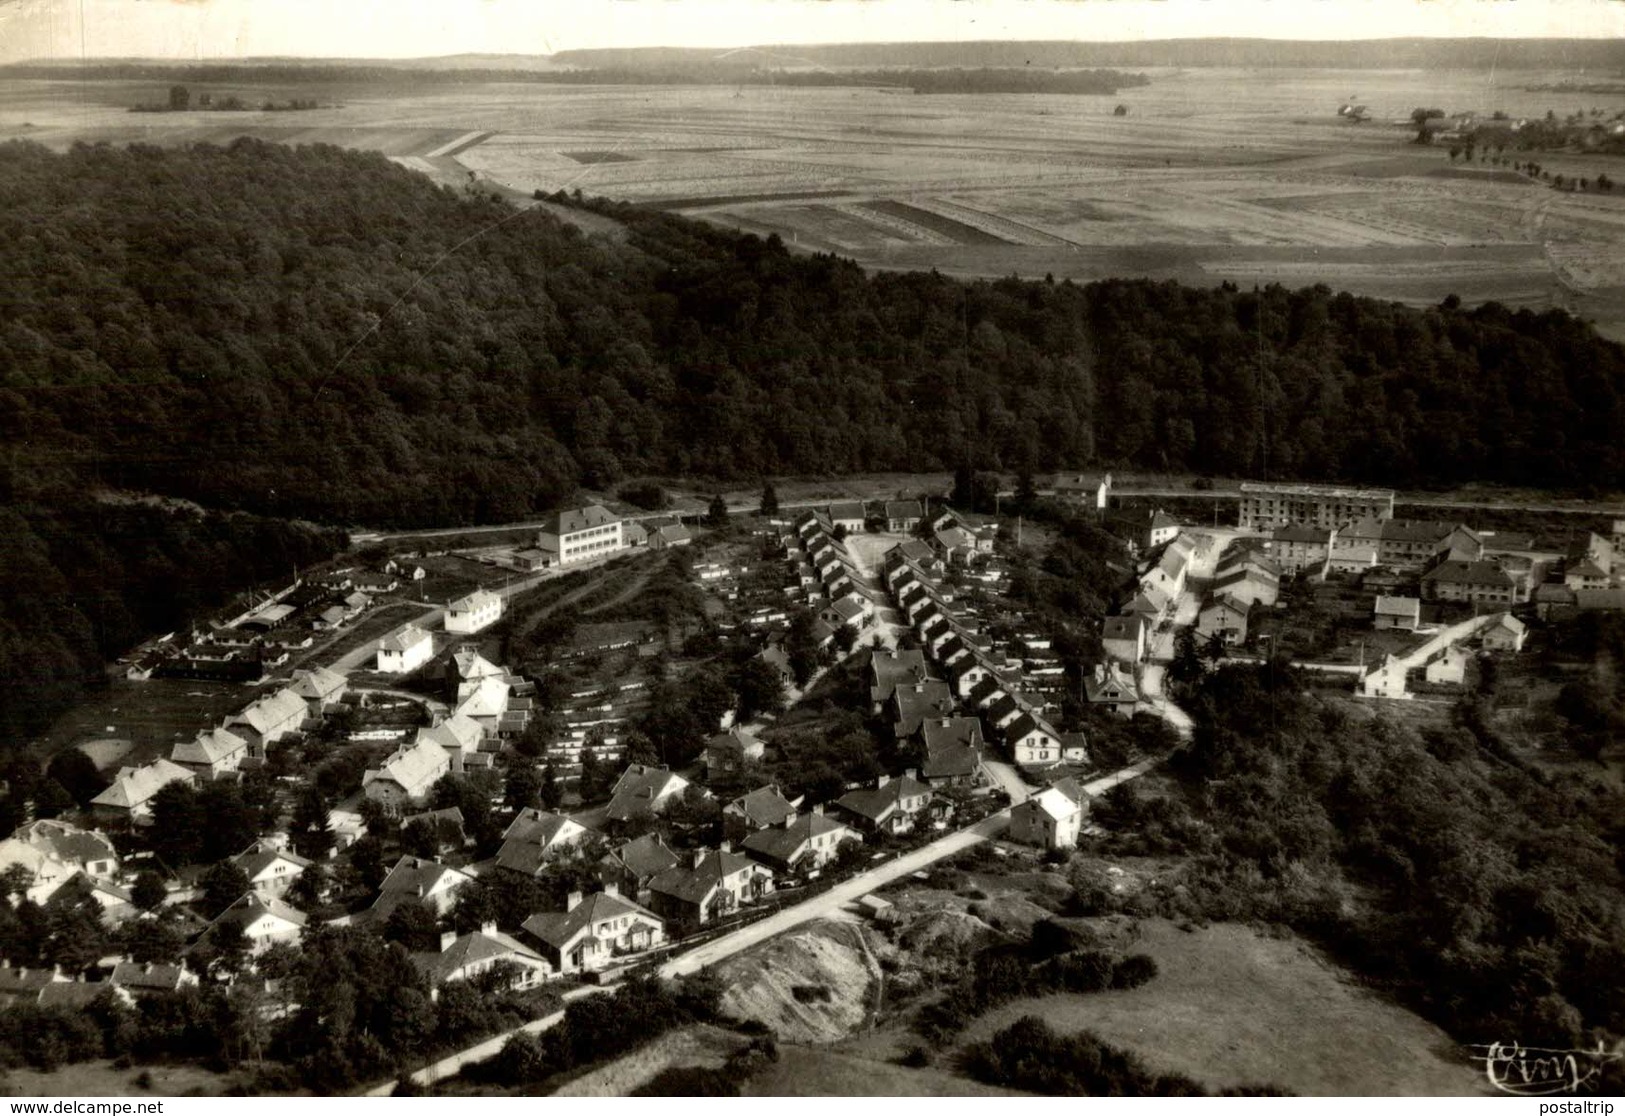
[[2, 0, 1623, 63]]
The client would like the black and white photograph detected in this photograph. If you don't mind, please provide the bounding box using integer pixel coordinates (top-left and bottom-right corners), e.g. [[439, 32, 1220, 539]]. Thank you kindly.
[[1, 0, 1624, 1101]]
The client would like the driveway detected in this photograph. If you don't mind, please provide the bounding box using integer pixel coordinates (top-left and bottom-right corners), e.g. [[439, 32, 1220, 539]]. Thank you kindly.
[[981, 759, 1032, 804]]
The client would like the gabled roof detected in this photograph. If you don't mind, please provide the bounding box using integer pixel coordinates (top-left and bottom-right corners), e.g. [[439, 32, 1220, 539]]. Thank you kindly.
[[232, 843, 311, 883], [171, 727, 248, 768], [892, 681, 955, 735], [1487, 613, 1527, 636], [653, 524, 692, 545], [449, 588, 500, 614], [606, 765, 689, 823], [419, 712, 485, 754], [1005, 712, 1051, 744], [452, 647, 505, 681], [502, 809, 585, 849], [869, 649, 929, 704], [921, 717, 984, 753], [1421, 560, 1513, 588], [649, 849, 765, 905], [921, 742, 982, 781], [834, 775, 930, 822], [1201, 593, 1251, 619], [884, 500, 923, 520], [553, 505, 619, 535], [11, 820, 117, 868], [414, 927, 548, 983], [1380, 519, 1460, 544], [741, 813, 856, 864], [1374, 595, 1421, 618], [726, 785, 797, 829], [379, 624, 432, 655], [522, 890, 661, 949], [376, 856, 474, 907], [1084, 663, 1139, 703], [1274, 522, 1332, 543], [828, 501, 867, 522], [363, 738, 449, 798], [1023, 780, 1088, 822], [230, 688, 307, 734], [290, 666, 347, 702], [1101, 615, 1145, 643], [601, 834, 682, 881], [109, 961, 191, 992], [210, 892, 307, 934], [91, 760, 194, 810]]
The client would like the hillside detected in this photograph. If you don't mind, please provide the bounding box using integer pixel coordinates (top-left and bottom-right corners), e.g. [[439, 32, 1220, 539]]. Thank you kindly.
[[3, 139, 1623, 536]]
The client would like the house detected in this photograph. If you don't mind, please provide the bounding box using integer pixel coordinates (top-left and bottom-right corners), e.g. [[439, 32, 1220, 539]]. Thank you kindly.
[[232, 841, 312, 899], [521, 887, 665, 976], [1107, 507, 1180, 553], [622, 520, 649, 548], [1344, 518, 1480, 569], [889, 681, 955, 740], [170, 726, 249, 778], [1101, 615, 1147, 665], [513, 548, 554, 571], [289, 666, 348, 713], [376, 624, 435, 674], [362, 738, 452, 810], [1009, 778, 1089, 851], [10, 820, 118, 881], [89, 759, 195, 823], [1420, 560, 1519, 606], [205, 893, 307, 955], [831, 773, 932, 835], [827, 502, 867, 534], [933, 526, 979, 564], [37, 982, 133, 1011], [605, 765, 691, 826], [445, 589, 503, 635], [598, 834, 682, 900], [1141, 547, 1188, 600], [1051, 472, 1113, 511], [1005, 713, 1068, 768], [919, 717, 987, 787], [1373, 595, 1421, 631], [1272, 523, 1336, 575], [757, 644, 795, 686], [537, 505, 624, 566], [723, 785, 799, 840], [1326, 543, 1379, 575], [496, 809, 592, 877], [1196, 594, 1251, 646], [0, 840, 76, 904], [418, 712, 486, 758], [354, 572, 400, 594], [373, 856, 476, 919], [1480, 613, 1528, 653], [0, 966, 69, 1005], [884, 500, 923, 533], [1083, 662, 1140, 716], [649, 523, 694, 550], [647, 847, 774, 928], [313, 605, 349, 631], [109, 961, 198, 997], [740, 809, 861, 875], [1360, 654, 1409, 699], [226, 687, 309, 753], [1211, 566, 1279, 609], [869, 649, 931, 709], [1425, 645, 1472, 686], [413, 926, 553, 994]]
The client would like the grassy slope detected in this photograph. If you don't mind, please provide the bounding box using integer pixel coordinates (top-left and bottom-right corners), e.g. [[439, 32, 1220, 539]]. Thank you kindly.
[[956, 918, 1489, 1097]]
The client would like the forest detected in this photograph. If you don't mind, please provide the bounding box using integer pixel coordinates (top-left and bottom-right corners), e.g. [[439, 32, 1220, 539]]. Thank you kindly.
[[2, 138, 1623, 538]]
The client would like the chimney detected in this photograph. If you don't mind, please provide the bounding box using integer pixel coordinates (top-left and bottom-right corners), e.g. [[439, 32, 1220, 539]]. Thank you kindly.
[[604, 881, 619, 898], [481, 921, 498, 936], [693, 849, 705, 870], [416, 884, 426, 897], [566, 890, 583, 912], [720, 839, 732, 854], [813, 803, 823, 817], [876, 774, 890, 788], [440, 930, 458, 952], [1094, 664, 1106, 684], [904, 768, 917, 783]]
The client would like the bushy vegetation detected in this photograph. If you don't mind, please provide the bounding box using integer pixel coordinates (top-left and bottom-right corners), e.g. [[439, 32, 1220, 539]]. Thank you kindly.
[[1093, 657, 1625, 1052], [961, 1016, 1290, 1096]]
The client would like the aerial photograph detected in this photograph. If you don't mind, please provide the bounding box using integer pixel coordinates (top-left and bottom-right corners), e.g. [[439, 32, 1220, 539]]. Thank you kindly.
[[1, 0, 1624, 1101]]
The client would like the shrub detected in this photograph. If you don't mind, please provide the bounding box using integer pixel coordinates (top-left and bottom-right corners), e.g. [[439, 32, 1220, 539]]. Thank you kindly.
[[1110, 953, 1159, 990]]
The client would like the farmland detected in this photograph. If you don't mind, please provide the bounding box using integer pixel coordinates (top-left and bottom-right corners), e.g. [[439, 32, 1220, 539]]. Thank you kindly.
[[5, 66, 1625, 335]]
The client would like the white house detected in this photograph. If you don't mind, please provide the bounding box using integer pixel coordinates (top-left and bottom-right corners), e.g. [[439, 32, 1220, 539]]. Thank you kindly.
[[207, 893, 307, 955], [521, 887, 666, 976], [413, 926, 553, 995], [362, 738, 452, 809], [170, 727, 249, 778], [232, 841, 312, 899], [445, 589, 503, 635], [537, 506, 624, 566], [1425, 645, 1472, 686], [376, 624, 434, 674], [374, 856, 476, 920], [1360, 654, 1410, 699], [89, 760, 196, 823], [226, 688, 308, 753], [1009, 779, 1089, 850]]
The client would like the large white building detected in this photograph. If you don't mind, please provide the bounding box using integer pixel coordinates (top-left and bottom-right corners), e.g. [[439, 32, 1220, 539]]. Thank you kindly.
[[537, 506, 624, 566], [1237, 482, 1395, 532], [445, 589, 503, 635], [376, 624, 434, 673]]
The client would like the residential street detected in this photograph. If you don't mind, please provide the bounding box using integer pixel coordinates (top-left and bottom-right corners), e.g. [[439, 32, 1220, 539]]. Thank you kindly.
[[1390, 612, 1499, 670]]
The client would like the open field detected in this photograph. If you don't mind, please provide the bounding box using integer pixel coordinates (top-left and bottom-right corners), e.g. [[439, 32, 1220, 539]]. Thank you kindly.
[[34, 678, 254, 765], [743, 1045, 1024, 1096], [7, 70, 1625, 333], [0, 1059, 240, 1097], [956, 918, 1489, 1096]]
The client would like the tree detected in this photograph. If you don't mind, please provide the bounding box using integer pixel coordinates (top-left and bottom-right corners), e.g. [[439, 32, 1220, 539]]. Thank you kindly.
[[731, 657, 787, 722], [382, 901, 441, 953], [291, 785, 335, 861], [539, 764, 562, 810], [46, 750, 105, 806], [1410, 106, 1443, 143], [199, 861, 250, 920], [783, 609, 820, 686], [130, 870, 168, 912], [168, 84, 190, 111], [147, 782, 204, 866], [706, 494, 729, 529], [504, 765, 543, 813], [759, 481, 779, 517]]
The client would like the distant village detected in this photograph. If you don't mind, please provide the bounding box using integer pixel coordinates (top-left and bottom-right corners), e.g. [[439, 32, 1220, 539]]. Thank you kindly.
[[4, 476, 1622, 1069]]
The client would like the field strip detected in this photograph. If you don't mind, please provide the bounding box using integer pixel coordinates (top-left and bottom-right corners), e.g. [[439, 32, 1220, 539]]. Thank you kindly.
[[903, 197, 1080, 248], [424, 130, 495, 158], [861, 199, 1011, 245], [840, 202, 957, 246]]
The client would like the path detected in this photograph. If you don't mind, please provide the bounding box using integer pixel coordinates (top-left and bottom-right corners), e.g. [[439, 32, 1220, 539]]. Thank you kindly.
[[981, 759, 1032, 804], [1390, 612, 1499, 670]]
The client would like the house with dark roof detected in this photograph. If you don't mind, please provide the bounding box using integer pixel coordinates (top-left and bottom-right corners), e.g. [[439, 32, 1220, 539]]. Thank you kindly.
[[827, 502, 867, 533], [203, 893, 307, 955], [740, 809, 861, 875], [889, 680, 955, 740], [520, 886, 665, 976], [832, 773, 933, 835], [1479, 612, 1527, 653], [1272, 523, 1336, 575], [1101, 615, 1147, 665], [647, 847, 774, 929], [1373, 595, 1421, 631], [1005, 713, 1070, 768], [884, 500, 923, 533], [1196, 594, 1252, 646], [413, 925, 553, 995], [373, 855, 476, 920], [232, 841, 311, 899], [109, 961, 197, 997], [605, 765, 692, 827], [705, 729, 765, 782], [496, 810, 591, 878], [1420, 560, 1519, 605], [723, 785, 799, 835], [598, 834, 682, 901], [869, 649, 930, 710]]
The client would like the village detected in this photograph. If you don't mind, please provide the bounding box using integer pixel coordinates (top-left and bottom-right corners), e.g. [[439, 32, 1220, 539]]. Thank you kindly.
[[4, 476, 1624, 1088]]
